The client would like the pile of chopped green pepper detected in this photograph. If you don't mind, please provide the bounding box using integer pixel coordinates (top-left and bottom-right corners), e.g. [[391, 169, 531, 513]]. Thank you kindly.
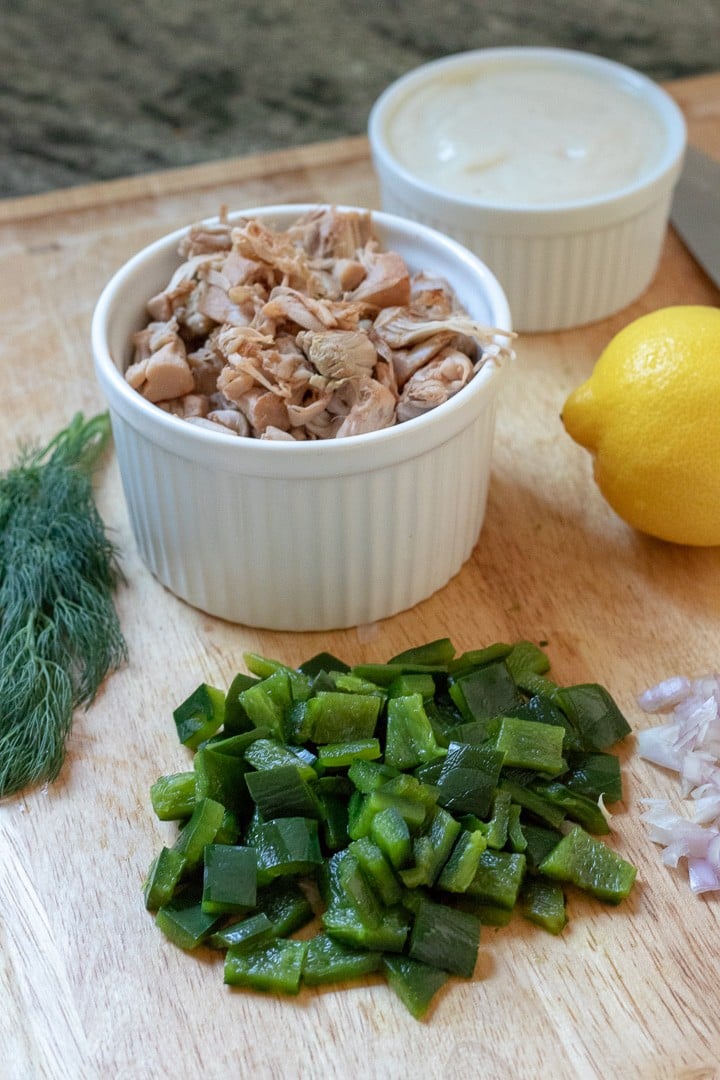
[[144, 639, 637, 1020]]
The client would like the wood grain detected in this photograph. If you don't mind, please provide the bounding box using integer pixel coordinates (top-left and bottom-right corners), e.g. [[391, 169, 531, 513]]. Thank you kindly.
[[1, 77, 719, 1080]]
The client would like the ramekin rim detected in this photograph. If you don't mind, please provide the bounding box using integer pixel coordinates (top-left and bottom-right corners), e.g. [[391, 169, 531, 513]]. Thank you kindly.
[[91, 202, 512, 462]]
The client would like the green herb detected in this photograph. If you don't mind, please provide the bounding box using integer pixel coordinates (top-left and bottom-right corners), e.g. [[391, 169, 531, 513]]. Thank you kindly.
[[145, 638, 636, 1020], [0, 413, 127, 797]]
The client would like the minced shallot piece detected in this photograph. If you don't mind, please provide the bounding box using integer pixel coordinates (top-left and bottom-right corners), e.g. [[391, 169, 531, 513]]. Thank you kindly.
[[125, 206, 514, 440], [637, 672, 720, 893]]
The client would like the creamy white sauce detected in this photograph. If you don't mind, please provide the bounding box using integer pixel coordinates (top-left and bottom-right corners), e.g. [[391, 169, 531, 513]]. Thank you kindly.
[[386, 65, 667, 205]]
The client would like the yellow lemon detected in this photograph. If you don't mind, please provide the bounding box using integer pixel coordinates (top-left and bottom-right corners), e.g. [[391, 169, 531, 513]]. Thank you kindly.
[[561, 305, 720, 546]]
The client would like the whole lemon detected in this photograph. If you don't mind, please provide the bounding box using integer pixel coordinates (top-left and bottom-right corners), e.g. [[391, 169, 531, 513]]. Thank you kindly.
[[562, 305, 720, 546]]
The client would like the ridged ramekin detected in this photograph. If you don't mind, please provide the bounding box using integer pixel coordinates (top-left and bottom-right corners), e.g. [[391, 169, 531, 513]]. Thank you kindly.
[[369, 47, 687, 332], [92, 205, 511, 630]]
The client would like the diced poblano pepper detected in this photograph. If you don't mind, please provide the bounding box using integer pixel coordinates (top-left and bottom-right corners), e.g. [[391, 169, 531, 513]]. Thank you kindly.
[[156, 891, 224, 950], [349, 837, 402, 906], [150, 772, 196, 821], [564, 751, 623, 803], [436, 742, 504, 819], [498, 779, 567, 830], [173, 684, 226, 749], [387, 673, 437, 701], [466, 849, 527, 911], [243, 738, 317, 780], [507, 803, 527, 853], [209, 912, 277, 951], [521, 823, 562, 871], [483, 788, 513, 850], [171, 797, 225, 873], [409, 897, 481, 978], [399, 807, 461, 888], [223, 672, 258, 734], [449, 661, 521, 723], [224, 939, 308, 994], [242, 652, 313, 702], [495, 716, 566, 775], [447, 642, 512, 677], [385, 693, 444, 770], [238, 671, 293, 738], [538, 825, 637, 903], [194, 746, 251, 817], [254, 878, 314, 936], [317, 790, 350, 851], [370, 806, 412, 870], [347, 788, 426, 841], [520, 878, 567, 935], [317, 739, 382, 770], [146, 637, 636, 1018], [304, 933, 382, 985], [383, 955, 450, 1020], [322, 904, 409, 953], [202, 844, 257, 916], [245, 764, 321, 820], [253, 817, 323, 884], [530, 780, 610, 835], [336, 850, 384, 928], [438, 829, 487, 893], [504, 640, 551, 683], [143, 847, 186, 911], [302, 691, 382, 744], [348, 759, 399, 794], [552, 683, 631, 751], [297, 651, 351, 677], [388, 638, 456, 668]]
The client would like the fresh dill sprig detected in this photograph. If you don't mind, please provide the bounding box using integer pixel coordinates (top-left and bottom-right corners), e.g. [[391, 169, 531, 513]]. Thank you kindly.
[[0, 413, 128, 797]]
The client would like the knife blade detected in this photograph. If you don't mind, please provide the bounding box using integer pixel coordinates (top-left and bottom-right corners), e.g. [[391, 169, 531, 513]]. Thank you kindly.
[[670, 145, 720, 290]]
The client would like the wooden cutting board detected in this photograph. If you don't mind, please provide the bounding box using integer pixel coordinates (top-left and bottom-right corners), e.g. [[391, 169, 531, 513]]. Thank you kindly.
[[1, 74, 719, 1080]]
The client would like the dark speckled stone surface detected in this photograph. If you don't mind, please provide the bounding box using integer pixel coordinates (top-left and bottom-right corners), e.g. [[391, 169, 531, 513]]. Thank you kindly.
[[0, 0, 717, 197]]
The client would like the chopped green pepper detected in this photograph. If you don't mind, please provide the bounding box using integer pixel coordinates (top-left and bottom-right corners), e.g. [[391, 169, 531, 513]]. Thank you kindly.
[[385, 693, 445, 770], [156, 890, 223, 950], [409, 897, 481, 978], [224, 939, 308, 994], [437, 828, 487, 893], [383, 955, 450, 1020], [495, 716, 566, 775], [144, 637, 637, 1021], [304, 933, 382, 985], [245, 764, 320, 820], [436, 742, 503, 818], [317, 739, 382, 770], [552, 683, 631, 750], [520, 878, 567, 935], [173, 683, 226, 749], [301, 691, 381, 743], [201, 844, 257, 915], [539, 825, 637, 903], [209, 911, 277, 951], [450, 661, 520, 723], [143, 847, 185, 911], [150, 772, 195, 821], [253, 817, 323, 884], [171, 797, 225, 873], [466, 849, 527, 910]]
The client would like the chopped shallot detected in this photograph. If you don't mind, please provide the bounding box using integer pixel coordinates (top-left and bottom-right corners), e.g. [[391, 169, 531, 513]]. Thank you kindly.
[[126, 206, 514, 440], [637, 672, 720, 893]]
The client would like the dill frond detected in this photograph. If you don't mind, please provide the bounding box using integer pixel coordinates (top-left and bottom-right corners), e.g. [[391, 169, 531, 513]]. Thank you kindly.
[[0, 413, 128, 798]]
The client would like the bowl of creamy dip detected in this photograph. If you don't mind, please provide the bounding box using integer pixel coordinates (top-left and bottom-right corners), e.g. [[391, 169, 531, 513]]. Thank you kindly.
[[369, 47, 686, 331]]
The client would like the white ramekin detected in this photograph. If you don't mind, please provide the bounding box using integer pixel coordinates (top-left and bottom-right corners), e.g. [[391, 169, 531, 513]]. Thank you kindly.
[[92, 205, 512, 630], [368, 47, 687, 333]]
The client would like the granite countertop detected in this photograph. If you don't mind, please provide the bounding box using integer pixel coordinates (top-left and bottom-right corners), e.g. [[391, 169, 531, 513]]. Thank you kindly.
[[1, 0, 718, 199]]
